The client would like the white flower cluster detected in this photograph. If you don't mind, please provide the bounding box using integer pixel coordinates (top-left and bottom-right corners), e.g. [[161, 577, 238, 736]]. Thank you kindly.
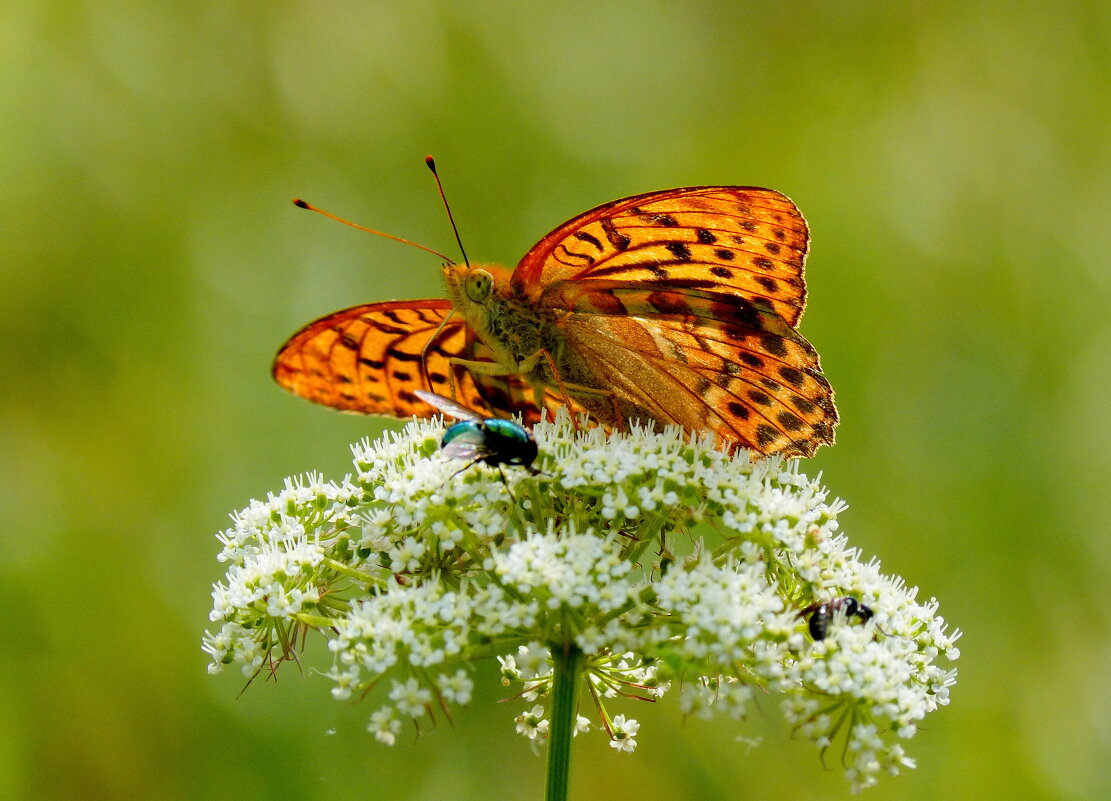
[[203, 412, 959, 790]]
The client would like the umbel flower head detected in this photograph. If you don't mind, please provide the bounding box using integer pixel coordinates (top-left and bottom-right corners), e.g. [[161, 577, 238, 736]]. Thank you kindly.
[[203, 412, 959, 791]]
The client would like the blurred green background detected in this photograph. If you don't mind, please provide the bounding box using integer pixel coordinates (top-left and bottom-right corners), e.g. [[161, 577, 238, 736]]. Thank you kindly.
[[3, 1, 1109, 799]]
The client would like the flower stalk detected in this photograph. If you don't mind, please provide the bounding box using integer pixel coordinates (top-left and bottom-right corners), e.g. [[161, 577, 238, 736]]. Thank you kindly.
[[546, 642, 585, 801]]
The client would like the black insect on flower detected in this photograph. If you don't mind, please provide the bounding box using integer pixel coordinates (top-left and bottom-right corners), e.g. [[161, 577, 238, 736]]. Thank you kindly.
[[801, 597, 874, 641]]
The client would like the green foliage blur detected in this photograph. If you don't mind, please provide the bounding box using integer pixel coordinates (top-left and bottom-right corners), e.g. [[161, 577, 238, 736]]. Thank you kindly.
[[3, 1, 1109, 799]]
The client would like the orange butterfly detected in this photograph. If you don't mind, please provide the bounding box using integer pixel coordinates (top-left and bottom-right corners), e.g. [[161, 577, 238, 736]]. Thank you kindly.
[[274, 177, 837, 457]]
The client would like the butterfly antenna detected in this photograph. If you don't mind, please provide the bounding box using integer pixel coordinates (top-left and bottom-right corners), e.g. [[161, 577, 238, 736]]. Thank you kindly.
[[425, 155, 470, 267], [291, 198, 453, 262]]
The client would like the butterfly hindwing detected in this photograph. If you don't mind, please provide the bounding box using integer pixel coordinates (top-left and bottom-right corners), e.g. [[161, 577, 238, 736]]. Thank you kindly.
[[565, 312, 835, 456]]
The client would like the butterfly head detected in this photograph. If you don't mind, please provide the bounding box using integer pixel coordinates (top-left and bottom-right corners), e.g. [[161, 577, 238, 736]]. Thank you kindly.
[[464, 268, 493, 302], [442, 262, 511, 307]]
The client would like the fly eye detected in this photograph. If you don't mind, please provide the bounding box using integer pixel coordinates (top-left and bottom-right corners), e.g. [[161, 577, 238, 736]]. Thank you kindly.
[[465, 269, 493, 302]]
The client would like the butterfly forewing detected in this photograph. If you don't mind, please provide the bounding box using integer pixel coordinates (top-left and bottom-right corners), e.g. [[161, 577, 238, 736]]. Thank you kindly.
[[515, 187, 809, 326], [273, 300, 534, 419]]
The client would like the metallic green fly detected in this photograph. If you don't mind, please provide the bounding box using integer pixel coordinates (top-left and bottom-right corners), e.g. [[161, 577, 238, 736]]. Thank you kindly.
[[414, 390, 540, 478]]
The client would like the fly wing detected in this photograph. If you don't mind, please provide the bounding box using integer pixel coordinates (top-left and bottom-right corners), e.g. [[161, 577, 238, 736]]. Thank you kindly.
[[439, 425, 490, 461], [414, 390, 484, 422]]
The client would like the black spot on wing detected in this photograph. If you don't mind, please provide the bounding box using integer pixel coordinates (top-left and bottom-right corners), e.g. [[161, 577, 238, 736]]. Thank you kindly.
[[665, 241, 692, 261], [747, 389, 772, 406], [386, 348, 423, 362], [758, 333, 788, 358], [555, 244, 595, 265], [573, 230, 604, 251], [601, 217, 631, 250], [777, 411, 804, 431], [369, 323, 411, 336], [726, 401, 750, 420], [778, 366, 804, 387], [755, 424, 780, 448]]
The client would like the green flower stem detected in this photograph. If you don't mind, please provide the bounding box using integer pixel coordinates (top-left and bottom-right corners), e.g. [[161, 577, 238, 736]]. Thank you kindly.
[[321, 557, 377, 583], [545, 641, 585, 801]]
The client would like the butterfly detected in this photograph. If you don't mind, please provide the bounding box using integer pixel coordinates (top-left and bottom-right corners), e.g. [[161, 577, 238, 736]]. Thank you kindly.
[[414, 389, 539, 476], [273, 179, 837, 457]]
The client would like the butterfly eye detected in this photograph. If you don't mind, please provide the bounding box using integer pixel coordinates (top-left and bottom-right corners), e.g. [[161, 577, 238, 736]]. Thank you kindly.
[[464, 269, 493, 303]]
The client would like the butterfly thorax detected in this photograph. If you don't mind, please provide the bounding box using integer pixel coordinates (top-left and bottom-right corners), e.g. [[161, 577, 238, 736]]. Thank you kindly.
[[442, 262, 567, 377]]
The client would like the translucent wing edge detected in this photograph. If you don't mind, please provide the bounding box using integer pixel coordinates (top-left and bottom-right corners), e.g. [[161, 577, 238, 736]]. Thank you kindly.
[[414, 390, 484, 422]]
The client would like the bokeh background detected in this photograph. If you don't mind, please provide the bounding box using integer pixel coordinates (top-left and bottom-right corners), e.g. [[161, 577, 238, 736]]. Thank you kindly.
[[3, 1, 1109, 799]]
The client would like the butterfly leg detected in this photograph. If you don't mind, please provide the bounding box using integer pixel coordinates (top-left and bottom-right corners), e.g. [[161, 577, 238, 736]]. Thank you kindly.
[[550, 378, 623, 430], [446, 351, 602, 428], [446, 356, 520, 405], [419, 310, 458, 391], [516, 348, 619, 430]]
